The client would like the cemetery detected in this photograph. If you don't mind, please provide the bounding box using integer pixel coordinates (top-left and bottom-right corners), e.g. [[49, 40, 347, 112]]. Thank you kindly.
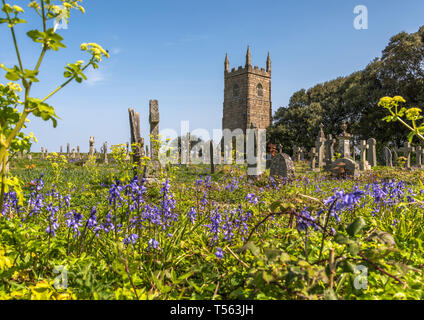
[[0, 1, 423, 302]]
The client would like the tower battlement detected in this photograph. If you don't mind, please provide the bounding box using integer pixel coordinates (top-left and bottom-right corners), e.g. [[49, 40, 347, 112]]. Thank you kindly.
[[222, 47, 273, 134]]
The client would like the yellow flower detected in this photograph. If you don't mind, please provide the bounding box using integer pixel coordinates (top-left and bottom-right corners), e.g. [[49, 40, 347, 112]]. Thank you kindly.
[[393, 96, 406, 104], [13, 5, 24, 13], [405, 108, 423, 121], [378, 97, 393, 109]]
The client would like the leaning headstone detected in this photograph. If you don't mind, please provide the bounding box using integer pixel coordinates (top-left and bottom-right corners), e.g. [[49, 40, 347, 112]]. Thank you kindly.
[[367, 138, 377, 167], [359, 140, 370, 171], [269, 153, 295, 182], [330, 158, 359, 178], [399, 142, 414, 168], [382, 147, 393, 167]]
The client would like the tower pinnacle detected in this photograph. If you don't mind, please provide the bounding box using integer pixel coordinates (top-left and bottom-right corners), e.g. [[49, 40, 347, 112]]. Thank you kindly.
[[266, 52, 271, 73], [246, 45, 251, 67], [225, 53, 229, 73]]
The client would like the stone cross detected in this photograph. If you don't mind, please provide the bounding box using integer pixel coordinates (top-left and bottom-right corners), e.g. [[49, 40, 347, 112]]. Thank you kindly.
[[367, 138, 377, 167], [382, 147, 393, 167], [89, 137, 95, 157], [359, 140, 370, 171], [399, 142, 414, 168]]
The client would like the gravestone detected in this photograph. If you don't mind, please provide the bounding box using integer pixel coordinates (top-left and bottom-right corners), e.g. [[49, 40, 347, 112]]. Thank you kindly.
[[89, 137, 95, 157], [60, 146, 63, 154], [143, 100, 161, 182], [45, 148, 49, 158], [71, 148, 76, 159], [338, 121, 352, 159], [392, 147, 399, 166], [359, 140, 370, 171], [308, 147, 318, 172], [129, 108, 145, 174], [414, 146, 423, 168], [399, 142, 414, 168], [382, 147, 393, 167], [316, 123, 326, 168], [41, 147, 45, 160], [367, 138, 377, 167], [324, 134, 336, 169], [330, 158, 359, 178], [292, 145, 298, 162], [269, 153, 295, 182], [77, 146, 81, 160], [102, 142, 108, 164], [67, 143, 70, 157], [27, 153, 32, 161]]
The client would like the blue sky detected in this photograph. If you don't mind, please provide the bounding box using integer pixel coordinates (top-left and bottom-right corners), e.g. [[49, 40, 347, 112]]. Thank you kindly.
[[1, 0, 424, 152]]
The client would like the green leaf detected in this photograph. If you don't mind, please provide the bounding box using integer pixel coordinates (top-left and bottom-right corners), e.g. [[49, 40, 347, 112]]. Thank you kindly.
[[334, 233, 350, 245], [340, 261, 356, 273], [347, 217, 366, 237], [347, 242, 360, 255]]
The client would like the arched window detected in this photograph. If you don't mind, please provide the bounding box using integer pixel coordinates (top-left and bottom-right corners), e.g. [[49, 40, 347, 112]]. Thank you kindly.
[[257, 83, 263, 97], [233, 84, 240, 98]]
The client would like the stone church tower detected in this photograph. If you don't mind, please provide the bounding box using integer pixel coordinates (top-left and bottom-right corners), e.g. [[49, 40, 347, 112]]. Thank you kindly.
[[222, 46, 272, 133]]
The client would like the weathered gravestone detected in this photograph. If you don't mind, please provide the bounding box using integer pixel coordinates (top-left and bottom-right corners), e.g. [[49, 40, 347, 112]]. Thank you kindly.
[[269, 153, 295, 182], [382, 147, 393, 167], [128, 108, 145, 178], [367, 138, 377, 167], [338, 121, 352, 159], [414, 146, 424, 168], [89, 137, 95, 157], [359, 140, 370, 171], [41, 147, 45, 160], [330, 158, 359, 178], [316, 123, 326, 168], [324, 134, 336, 169], [399, 142, 414, 168], [143, 100, 161, 182], [308, 147, 319, 172], [102, 142, 108, 164]]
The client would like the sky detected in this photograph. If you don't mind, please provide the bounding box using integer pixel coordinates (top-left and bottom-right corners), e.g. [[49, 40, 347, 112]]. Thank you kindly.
[[1, 0, 424, 152]]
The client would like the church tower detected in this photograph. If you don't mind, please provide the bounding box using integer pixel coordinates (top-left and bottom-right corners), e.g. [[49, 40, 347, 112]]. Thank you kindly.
[[222, 47, 272, 133]]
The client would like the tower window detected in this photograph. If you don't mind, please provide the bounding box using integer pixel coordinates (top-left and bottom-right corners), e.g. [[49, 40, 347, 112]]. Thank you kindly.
[[257, 83, 263, 97], [233, 84, 240, 98]]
